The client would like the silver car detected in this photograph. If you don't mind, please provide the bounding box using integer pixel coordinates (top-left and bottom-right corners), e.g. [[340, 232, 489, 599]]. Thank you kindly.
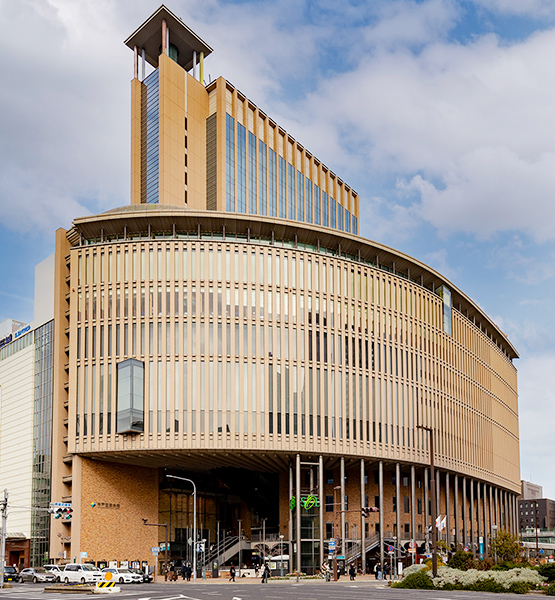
[[19, 567, 57, 584]]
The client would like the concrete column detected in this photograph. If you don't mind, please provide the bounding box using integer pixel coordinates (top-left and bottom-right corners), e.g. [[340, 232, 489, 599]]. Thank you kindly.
[[133, 45, 138, 79], [489, 485, 493, 547], [477, 481, 482, 549], [411, 465, 416, 563], [395, 464, 401, 543], [445, 472, 450, 547], [200, 51, 204, 85], [495, 487, 499, 530], [360, 459, 366, 573], [319, 456, 324, 567], [340, 457, 346, 557], [482, 483, 488, 554], [161, 19, 167, 55], [436, 470, 441, 521], [296, 454, 301, 575], [454, 475, 459, 548], [379, 461, 384, 568], [462, 477, 467, 547], [470, 480, 475, 550], [141, 48, 146, 81], [424, 468, 430, 552], [193, 50, 197, 80], [289, 463, 294, 561]]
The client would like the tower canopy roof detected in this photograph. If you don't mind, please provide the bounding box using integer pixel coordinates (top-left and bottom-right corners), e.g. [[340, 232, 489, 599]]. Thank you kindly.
[[124, 5, 213, 71]]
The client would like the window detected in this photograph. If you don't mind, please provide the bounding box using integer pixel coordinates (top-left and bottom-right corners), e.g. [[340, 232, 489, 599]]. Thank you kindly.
[[326, 470, 334, 485], [116, 358, 144, 434], [325, 495, 334, 512], [326, 522, 334, 538], [404, 523, 410, 534], [402, 474, 409, 487], [404, 496, 410, 513], [392, 496, 397, 513]]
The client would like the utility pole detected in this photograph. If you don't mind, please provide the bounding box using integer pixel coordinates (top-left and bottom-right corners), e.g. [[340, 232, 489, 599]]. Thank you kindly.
[[417, 425, 437, 577], [142, 519, 169, 581], [1, 489, 8, 589]]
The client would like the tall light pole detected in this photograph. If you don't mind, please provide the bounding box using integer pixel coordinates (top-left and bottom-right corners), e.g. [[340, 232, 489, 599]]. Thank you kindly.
[[417, 425, 437, 577], [167, 475, 197, 582]]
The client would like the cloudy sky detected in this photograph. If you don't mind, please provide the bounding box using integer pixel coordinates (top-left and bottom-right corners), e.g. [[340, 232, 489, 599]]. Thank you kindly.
[[1, 0, 555, 498]]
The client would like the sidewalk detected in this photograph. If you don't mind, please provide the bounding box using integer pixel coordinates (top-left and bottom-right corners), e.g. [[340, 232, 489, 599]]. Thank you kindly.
[[155, 573, 395, 585]]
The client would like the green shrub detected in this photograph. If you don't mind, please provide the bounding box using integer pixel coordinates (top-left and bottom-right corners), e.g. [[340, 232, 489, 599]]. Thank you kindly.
[[448, 550, 475, 571], [539, 563, 555, 582], [545, 582, 555, 596], [507, 581, 529, 594], [392, 571, 433, 589], [492, 560, 519, 571], [469, 577, 505, 593]]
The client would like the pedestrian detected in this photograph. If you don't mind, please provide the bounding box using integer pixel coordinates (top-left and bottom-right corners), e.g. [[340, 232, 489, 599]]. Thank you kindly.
[[186, 564, 192, 581], [374, 562, 381, 580], [229, 564, 236, 582], [383, 562, 390, 580], [261, 563, 270, 583], [349, 563, 356, 581], [169, 563, 177, 582]]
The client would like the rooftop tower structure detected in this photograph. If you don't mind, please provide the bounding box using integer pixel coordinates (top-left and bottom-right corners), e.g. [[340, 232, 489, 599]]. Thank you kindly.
[[125, 5, 359, 234]]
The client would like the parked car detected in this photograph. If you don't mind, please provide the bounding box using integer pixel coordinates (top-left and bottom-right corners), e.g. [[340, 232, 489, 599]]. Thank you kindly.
[[129, 568, 152, 583], [43, 565, 63, 582], [19, 567, 57, 584], [101, 567, 142, 584], [3, 566, 19, 583], [62, 564, 103, 584]]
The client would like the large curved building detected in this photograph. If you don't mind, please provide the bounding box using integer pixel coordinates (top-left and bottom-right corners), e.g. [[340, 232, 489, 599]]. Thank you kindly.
[[49, 5, 520, 574]]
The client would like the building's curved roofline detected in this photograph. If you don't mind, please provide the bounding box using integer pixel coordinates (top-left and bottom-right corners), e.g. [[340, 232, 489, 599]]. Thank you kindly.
[[67, 206, 518, 360]]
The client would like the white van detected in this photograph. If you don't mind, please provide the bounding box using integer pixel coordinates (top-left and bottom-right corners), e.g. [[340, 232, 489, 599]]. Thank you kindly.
[[62, 564, 103, 584]]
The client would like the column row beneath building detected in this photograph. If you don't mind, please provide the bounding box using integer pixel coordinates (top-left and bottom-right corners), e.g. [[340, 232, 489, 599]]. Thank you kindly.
[[286, 456, 519, 574]]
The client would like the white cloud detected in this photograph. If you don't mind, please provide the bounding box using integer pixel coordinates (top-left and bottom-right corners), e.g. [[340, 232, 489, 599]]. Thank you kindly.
[[284, 25, 555, 242], [472, 0, 555, 19], [517, 353, 555, 498]]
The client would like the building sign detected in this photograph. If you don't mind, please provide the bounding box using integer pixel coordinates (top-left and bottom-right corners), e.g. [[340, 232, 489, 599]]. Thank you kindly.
[[0, 325, 31, 349], [90, 502, 121, 509], [290, 495, 320, 511]]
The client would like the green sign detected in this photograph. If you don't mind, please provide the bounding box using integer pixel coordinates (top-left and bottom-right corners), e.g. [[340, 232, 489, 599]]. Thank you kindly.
[[290, 495, 320, 511]]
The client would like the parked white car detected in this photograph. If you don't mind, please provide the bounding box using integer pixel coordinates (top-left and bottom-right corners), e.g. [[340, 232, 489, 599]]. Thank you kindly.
[[62, 564, 103, 584], [101, 567, 142, 584], [43, 565, 63, 582]]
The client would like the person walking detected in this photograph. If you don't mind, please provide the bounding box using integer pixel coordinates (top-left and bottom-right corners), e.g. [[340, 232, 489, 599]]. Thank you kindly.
[[383, 561, 391, 580], [229, 564, 236, 582], [349, 563, 356, 581], [374, 562, 381, 579], [261, 563, 270, 583]]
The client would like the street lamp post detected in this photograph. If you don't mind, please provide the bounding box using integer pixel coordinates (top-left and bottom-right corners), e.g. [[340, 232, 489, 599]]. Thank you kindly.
[[417, 424, 437, 577], [279, 534, 284, 577], [167, 475, 197, 582]]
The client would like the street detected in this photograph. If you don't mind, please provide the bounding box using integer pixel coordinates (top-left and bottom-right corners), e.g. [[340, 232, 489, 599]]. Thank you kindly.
[[0, 579, 538, 600]]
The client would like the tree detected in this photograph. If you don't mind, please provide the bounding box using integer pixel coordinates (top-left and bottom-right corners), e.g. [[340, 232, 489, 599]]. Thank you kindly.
[[490, 530, 520, 562]]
